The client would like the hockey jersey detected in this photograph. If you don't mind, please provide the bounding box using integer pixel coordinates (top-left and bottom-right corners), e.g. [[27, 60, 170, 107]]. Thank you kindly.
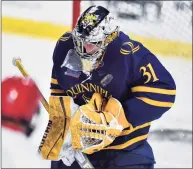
[[50, 31, 176, 165]]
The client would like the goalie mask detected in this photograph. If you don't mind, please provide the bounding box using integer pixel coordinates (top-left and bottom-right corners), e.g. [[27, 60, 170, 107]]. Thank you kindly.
[[72, 5, 119, 73]]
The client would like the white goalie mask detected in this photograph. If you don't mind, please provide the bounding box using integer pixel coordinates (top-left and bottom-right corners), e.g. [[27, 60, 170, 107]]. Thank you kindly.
[[72, 5, 120, 73]]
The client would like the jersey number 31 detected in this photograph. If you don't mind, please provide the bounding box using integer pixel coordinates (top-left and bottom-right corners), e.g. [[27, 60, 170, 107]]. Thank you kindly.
[[140, 63, 159, 84]]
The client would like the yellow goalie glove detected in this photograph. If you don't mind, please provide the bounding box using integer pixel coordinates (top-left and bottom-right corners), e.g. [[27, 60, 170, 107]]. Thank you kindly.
[[38, 96, 78, 160], [70, 93, 131, 154]]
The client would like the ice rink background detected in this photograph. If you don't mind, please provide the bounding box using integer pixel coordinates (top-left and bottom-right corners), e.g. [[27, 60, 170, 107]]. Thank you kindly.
[[2, 1, 192, 168]]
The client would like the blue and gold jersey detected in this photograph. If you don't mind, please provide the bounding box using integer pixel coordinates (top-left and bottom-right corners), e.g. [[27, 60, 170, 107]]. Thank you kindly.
[[50, 31, 176, 164]]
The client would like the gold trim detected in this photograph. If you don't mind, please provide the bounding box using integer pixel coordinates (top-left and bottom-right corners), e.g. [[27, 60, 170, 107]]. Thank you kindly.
[[51, 89, 65, 94], [120, 48, 131, 53], [132, 86, 176, 95], [105, 134, 148, 150], [51, 78, 59, 85], [120, 49, 131, 55], [123, 42, 134, 49], [136, 97, 174, 107], [60, 36, 70, 41], [132, 45, 140, 53], [121, 122, 151, 136]]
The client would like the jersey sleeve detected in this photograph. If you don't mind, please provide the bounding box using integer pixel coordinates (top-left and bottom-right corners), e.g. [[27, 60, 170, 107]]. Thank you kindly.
[[123, 52, 176, 127], [50, 33, 71, 96], [50, 65, 66, 96]]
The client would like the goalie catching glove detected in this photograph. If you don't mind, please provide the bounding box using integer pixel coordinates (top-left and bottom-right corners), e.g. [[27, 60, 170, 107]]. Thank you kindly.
[[70, 93, 131, 154]]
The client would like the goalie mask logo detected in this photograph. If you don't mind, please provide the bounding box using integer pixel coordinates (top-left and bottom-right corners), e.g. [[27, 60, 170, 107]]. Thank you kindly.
[[82, 13, 98, 29], [77, 6, 110, 35]]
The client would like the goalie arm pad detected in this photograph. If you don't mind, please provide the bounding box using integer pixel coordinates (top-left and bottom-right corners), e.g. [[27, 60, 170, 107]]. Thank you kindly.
[[38, 96, 78, 160]]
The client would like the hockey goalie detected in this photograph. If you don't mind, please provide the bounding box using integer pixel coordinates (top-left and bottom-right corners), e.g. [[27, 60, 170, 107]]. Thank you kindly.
[[38, 5, 176, 169]]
